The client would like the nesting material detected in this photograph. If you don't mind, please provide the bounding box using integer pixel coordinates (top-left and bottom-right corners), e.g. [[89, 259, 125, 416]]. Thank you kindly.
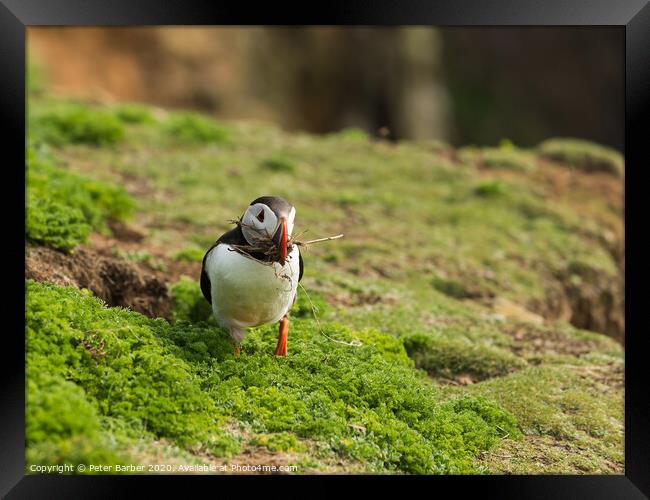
[[227, 219, 343, 264]]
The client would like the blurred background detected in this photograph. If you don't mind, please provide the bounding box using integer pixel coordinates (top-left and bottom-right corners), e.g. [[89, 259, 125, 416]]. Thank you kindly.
[[28, 26, 624, 151]]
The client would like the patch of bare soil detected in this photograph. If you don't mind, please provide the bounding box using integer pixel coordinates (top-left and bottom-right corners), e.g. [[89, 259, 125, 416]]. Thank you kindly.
[[25, 245, 171, 319], [526, 268, 625, 345], [26, 218, 206, 320], [91, 222, 202, 285]]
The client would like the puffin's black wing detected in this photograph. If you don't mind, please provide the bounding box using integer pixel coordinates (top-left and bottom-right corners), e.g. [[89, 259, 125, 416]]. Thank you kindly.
[[298, 249, 304, 282], [200, 226, 248, 305], [200, 244, 216, 305]]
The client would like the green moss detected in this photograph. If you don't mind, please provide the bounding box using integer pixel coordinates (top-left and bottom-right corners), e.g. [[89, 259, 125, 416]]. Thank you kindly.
[[30, 104, 125, 146], [27, 281, 241, 459], [26, 149, 135, 250], [172, 246, 205, 262], [26, 197, 91, 251], [291, 288, 328, 319], [163, 111, 229, 144], [537, 138, 624, 177], [432, 276, 470, 299], [170, 276, 214, 324], [461, 364, 623, 473], [481, 147, 536, 172], [114, 104, 154, 124], [335, 127, 370, 141], [262, 156, 297, 173], [474, 180, 506, 198], [250, 432, 307, 453], [27, 280, 520, 474], [402, 333, 527, 381]]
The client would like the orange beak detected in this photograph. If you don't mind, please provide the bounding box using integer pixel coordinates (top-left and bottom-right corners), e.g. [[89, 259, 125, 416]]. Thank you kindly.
[[277, 219, 288, 266]]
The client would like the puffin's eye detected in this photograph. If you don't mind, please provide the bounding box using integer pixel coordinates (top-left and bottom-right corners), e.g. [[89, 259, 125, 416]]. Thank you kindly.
[[256, 210, 265, 223]]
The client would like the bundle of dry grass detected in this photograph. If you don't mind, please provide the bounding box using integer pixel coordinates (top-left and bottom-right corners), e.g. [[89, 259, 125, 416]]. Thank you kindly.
[[227, 219, 343, 264]]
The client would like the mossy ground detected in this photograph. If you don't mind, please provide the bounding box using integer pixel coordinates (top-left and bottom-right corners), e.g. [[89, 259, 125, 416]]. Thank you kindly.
[[25, 95, 624, 474]]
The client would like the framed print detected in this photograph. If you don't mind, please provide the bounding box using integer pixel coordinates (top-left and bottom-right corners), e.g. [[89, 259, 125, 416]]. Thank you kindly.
[[2, 0, 649, 497]]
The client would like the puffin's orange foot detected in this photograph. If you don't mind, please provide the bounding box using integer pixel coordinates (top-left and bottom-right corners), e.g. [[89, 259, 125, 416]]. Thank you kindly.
[[274, 315, 289, 356], [234, 345, 241, 357]]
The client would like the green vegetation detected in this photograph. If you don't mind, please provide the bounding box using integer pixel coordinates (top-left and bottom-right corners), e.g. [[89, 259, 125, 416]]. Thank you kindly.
[[481, 147, 536, 172], [537, 138, 624, 177], [170, 276, 214, 324], [403, 333, 527, 381], [162, 111, 229, 144], [26, 148, 135, 250], [30, 104, 125, 146], [172, 246, 205, 262], [114, 104, 154, 124], [25, 95, 624, 474], [28, 280, 520, 473], [262, 156, 297, 173]]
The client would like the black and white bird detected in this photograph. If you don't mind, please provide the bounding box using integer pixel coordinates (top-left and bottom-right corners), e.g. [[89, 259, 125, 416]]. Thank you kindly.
[[200, 196, 303, 356]]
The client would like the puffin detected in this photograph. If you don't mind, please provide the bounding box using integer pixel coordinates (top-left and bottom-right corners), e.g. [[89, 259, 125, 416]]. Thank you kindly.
[[200, 196, 303, 356]]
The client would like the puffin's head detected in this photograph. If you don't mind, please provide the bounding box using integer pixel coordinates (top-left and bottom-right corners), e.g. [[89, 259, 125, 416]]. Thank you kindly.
[[240, 196, 296, 265]]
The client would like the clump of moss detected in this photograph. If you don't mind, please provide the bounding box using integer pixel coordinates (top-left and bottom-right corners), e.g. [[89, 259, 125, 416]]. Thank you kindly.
[[537, 138, 624, 177], [30, 104, 125, 146], [170, 276, 214, 324], [261, 156, 297, 173], [26, 150, 135, 250], [402, 333, 527, 381], [113, 104, 154, 124], [336, 127, 370, 141], [432, 277, 471, 299], [163, 111, 229, 144], [27, 280, 520, 474], [481, 148, 536, 172], [172, 246, 205, 263], [291, 288, 328, 319], [474, 180, 506, 198], [26, 370, 127, 469], [250, 432, 307, 453], [26, 197, 91, 251]]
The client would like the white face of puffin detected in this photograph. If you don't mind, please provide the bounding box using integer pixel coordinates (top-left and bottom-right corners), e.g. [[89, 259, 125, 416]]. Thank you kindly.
[[240, 203, 296, 245]]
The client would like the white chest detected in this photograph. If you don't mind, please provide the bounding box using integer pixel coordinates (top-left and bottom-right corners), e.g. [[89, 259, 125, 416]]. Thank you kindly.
[[204, 244, 300, 330]]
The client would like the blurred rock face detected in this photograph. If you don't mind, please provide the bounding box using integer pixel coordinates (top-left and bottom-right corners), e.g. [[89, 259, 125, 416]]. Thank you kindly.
[[28, 27, 449, 140], [29, 27, 622, 149], [439, 28, 624, 151]]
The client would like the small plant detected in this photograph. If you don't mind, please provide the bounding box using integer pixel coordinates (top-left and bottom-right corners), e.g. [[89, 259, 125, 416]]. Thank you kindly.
[[262, 156, 297, 173], [172, 246, 206, 263], [26, 197, 91, 251], [432, 277, 469, 299], [336, 127, 369, 141], [113, 104, 154, 124], [474, 180, 506, 198], [163, 111, 229, 144], [250, 432, 307, 453]]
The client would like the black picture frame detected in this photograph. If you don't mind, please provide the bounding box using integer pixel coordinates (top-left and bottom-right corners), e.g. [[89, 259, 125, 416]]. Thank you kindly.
[[3, 1, 648, 497]]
